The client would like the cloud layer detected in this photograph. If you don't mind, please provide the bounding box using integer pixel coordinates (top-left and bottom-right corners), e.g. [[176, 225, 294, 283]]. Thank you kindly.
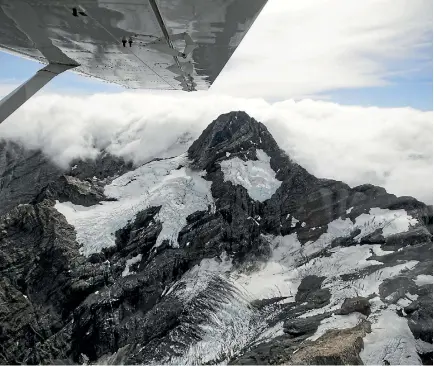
[[0, 92, 431, 204]]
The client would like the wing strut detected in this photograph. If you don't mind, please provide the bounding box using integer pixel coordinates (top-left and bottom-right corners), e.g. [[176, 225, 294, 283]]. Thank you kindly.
[[0, 63, 77, 124]]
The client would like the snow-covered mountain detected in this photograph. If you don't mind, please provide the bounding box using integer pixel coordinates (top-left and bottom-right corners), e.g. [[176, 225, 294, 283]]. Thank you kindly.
[[0, 111, 432, 365]]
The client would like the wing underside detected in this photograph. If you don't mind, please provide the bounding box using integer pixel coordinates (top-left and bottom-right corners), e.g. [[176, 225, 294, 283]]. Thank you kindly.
[[0, 0, 267, 91]]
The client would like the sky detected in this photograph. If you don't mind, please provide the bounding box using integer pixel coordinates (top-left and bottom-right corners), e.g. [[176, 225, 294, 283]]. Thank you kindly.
[[0, 0, 432, 109], [0, 0, 432, 203]]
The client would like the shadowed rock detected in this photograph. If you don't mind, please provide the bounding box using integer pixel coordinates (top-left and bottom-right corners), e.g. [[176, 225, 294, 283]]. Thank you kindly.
[[335, 296, 371, 316]]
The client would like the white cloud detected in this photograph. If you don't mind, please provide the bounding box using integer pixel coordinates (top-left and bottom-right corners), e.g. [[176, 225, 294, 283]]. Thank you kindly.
[[0, 92, 431, 204], [212, 0, 432, 99]]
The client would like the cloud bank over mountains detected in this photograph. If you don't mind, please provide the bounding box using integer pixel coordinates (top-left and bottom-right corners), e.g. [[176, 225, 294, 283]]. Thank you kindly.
[[0, 92, 431, 204]]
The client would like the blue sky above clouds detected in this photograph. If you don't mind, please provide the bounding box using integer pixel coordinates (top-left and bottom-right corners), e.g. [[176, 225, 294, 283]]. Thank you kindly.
[[0, 0, 432, 109]]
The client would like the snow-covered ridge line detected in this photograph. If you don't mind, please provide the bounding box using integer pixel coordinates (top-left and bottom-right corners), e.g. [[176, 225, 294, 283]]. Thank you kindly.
[[55, 154, 214, 256]]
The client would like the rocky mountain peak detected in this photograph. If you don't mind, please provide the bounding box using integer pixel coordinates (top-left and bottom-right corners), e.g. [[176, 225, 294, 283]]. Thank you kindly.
[[188, 111, 280, 171], [0, 111, 432, 365]]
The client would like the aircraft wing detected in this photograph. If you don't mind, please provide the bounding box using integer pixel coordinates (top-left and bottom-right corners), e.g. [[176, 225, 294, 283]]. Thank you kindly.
[[0, 0, 268, 91]]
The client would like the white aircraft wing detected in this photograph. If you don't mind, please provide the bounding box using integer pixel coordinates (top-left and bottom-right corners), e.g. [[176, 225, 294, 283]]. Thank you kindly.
[[0, 0, 267, 92]]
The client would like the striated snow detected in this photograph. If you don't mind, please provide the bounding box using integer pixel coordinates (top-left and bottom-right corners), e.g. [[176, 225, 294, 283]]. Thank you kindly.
[[168, 298, 256, 365], [122, 254, 142, 277], [55, 154, 214, 256], [175, 252, 233, 303], [230, 207, 417, 304], [219, 149, 281, 202], [360, 305, 423, 365], [157, 205, 422, 363], [303, 207, 417, 258], [354, 207, 418, 240], [164, 253, 263, 365]]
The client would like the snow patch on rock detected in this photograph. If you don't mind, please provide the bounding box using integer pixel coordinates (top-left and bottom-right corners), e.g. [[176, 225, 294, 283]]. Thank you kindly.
[[219, 149, 281, 202], [354, 207, 418, 240], [122, 254, 142, 277], [55, 154, 214, 256], [291, 217, 299, 227], [308, 312, 365, 341]]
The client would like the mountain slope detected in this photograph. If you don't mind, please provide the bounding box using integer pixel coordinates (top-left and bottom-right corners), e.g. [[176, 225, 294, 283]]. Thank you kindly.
[[0, 111, 432, 365]]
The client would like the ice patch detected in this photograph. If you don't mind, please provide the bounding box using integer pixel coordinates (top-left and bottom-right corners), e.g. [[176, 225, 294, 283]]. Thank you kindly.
[[230, 234, 302, 300], [291, 217, 299, 227], [413, 274, 433, 286], [122, 254, 142, 277], [219, 149, 281, 202], [372, 246, 395, 256], [55, 155, 214, 256], [346, 206, 354, 214]]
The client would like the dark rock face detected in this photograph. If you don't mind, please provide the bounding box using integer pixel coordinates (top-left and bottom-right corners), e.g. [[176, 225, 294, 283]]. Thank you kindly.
[[405, 292, 433, 343], [295, 275, 327, 303], [0, 141, 132, 216], [0, 141, 63, 216], [283, 316, 325, 337], [0, 111, 432, 365], [335, 296, 371, 316], [34, 175, 108, 206]]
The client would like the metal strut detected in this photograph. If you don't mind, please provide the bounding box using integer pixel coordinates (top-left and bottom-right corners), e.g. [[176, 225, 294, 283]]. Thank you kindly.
[[0, 63, 76, 124]]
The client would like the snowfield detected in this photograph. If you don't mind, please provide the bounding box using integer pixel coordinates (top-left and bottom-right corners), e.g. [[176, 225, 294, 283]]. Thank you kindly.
[[55, 148, 429, 364], [157, 206, 423, 363], [55, 154, 214, 256]]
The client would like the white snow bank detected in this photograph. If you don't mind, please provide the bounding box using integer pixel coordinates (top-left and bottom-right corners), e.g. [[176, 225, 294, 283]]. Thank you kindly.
[[303, 207, 417, 258], [360, 307, 423, 365], [354, 207, 418, 240], [413, 274, 433, 286], [122, 254, 142, 277], [55, 155, 214, 256], [220, 149, 281, 202], [230, 207, 417, 303], [308, 312, 365, 341]]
